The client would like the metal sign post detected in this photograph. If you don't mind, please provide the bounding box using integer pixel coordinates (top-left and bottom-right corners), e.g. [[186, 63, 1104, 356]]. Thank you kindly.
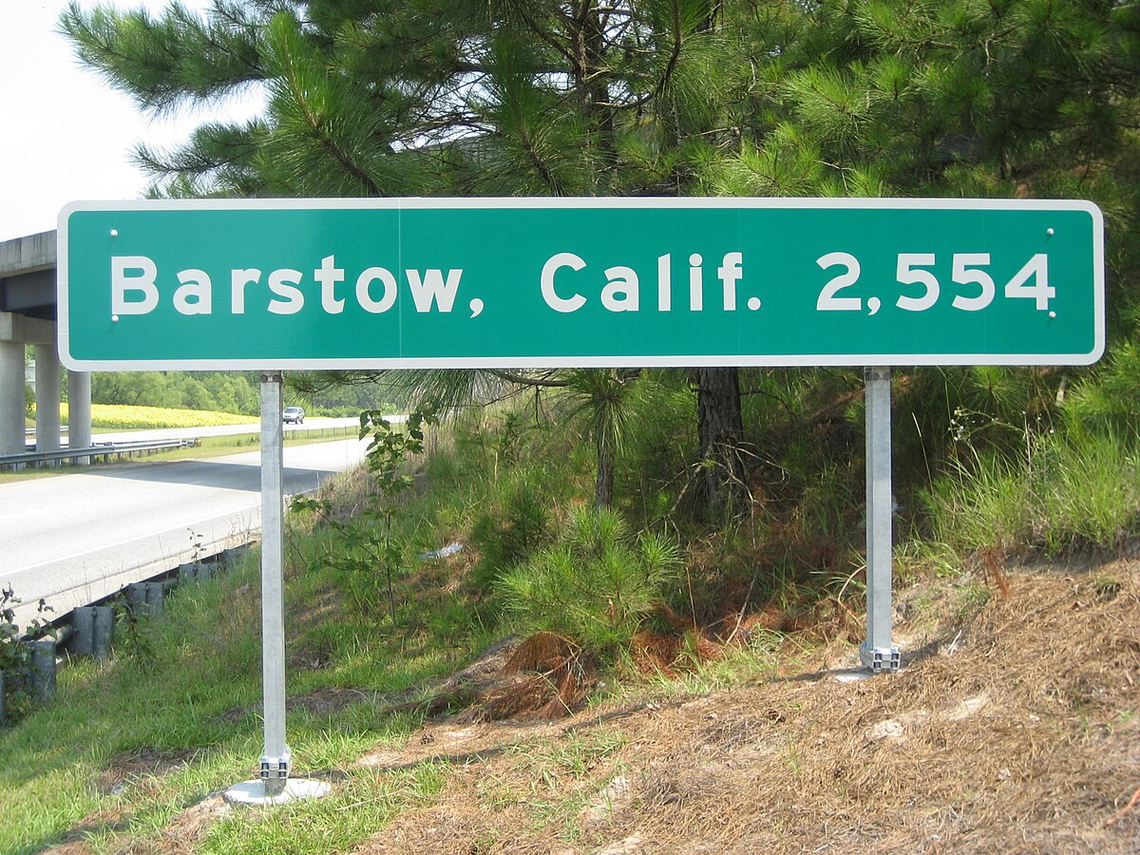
[[259, 371, 288, 795], [861, 368, 900, 673], [224, 372, 328, 805]]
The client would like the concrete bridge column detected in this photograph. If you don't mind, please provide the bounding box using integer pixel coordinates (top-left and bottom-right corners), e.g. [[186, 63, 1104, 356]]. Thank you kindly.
[[0, 339, 24, 455], [67, 370, 92, 463], [35, 344, 61, 455]]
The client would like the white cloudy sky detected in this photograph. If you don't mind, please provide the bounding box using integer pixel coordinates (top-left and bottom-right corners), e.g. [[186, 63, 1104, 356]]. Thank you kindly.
[[0, 1, 263, 243]]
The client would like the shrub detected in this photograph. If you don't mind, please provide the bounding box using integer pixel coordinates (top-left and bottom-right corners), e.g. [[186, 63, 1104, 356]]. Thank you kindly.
[[469, 478, 553, 591], [1, 587, 53, 724], [496, 506, 681, 658]]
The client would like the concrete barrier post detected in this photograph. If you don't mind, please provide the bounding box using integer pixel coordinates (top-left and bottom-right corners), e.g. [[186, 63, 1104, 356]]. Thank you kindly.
[[127, 582, 147, 616], [145, 582, 164, 617], [179, 562, 199, 584]]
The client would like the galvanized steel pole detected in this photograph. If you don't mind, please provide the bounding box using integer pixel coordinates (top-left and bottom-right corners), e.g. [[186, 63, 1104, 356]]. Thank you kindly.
[[861, 368, 900, 673], [259, 372, 289, 795], [224, 373, 328, 805]]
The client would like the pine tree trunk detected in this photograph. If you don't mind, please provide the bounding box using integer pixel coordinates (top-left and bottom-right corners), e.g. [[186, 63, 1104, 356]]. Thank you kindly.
[[595, 442, 615, 508], [697, 367, 745, 517]]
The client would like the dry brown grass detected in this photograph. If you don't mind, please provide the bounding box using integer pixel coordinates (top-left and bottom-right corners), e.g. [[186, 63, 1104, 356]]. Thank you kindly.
[[353, 559, 1140, 853], [480, 632, 595, 721]]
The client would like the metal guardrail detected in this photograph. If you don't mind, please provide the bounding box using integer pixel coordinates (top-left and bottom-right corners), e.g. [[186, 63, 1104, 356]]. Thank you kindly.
[[2, 541, 255, 724], [0, 438, 200, 469]]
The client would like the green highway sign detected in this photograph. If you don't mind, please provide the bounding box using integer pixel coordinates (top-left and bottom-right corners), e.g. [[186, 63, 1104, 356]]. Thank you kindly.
[[58, 197, 1104, 370]]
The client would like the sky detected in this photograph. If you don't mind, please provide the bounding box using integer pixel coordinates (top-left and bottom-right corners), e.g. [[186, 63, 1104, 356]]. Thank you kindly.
[[0, 1, 263, 243]]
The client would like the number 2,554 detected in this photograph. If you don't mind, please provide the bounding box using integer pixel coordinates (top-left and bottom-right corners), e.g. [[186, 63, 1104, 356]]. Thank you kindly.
[[816, 252, 1054, 314]]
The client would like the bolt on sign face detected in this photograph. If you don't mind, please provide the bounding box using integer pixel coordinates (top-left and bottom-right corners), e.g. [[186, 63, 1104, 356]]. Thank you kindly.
[[58, 197, 1104, 371]]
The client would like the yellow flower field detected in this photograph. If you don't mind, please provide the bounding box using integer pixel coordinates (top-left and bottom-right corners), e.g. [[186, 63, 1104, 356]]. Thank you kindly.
[[54, 403, 258, 430]]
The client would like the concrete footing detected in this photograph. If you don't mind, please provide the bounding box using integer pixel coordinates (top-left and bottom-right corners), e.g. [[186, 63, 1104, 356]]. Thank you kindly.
[[224, 778, 330, 806]]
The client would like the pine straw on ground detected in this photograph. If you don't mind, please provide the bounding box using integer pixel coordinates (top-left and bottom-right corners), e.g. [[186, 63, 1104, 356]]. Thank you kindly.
[[353, 559, 1140, 853]]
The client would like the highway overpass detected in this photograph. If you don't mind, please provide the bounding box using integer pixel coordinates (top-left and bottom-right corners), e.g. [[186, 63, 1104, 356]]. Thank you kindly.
[[0, 230, 92, 458]]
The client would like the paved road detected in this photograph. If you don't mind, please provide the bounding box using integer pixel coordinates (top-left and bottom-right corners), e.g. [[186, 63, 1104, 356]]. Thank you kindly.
[[1, 437, 367, 630]]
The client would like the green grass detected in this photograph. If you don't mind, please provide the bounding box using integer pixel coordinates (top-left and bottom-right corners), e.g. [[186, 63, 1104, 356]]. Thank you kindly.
[[5, 391, 1140, 851], [0, 578, 264, 851], [0, 536, 491, 854], [925, 428, 1140, 555]]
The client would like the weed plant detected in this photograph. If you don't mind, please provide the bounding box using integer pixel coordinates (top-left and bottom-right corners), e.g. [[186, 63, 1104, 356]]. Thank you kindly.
[[292, 410, 435, 623], [0, 589, 54, 725]]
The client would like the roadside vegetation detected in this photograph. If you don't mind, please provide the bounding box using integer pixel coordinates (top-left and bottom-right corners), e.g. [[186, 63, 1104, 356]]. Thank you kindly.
[[82, 403, 256, 431], [1, 359, 1139, 852], [83, 371, 396, 420]]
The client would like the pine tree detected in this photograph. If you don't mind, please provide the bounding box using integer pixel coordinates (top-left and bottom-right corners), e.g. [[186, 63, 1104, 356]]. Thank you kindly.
[[63, 0, 759, 509], [62, 0, 752, 199], [63, 0, 1140, 511], [703, 0, 1140, 478]]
